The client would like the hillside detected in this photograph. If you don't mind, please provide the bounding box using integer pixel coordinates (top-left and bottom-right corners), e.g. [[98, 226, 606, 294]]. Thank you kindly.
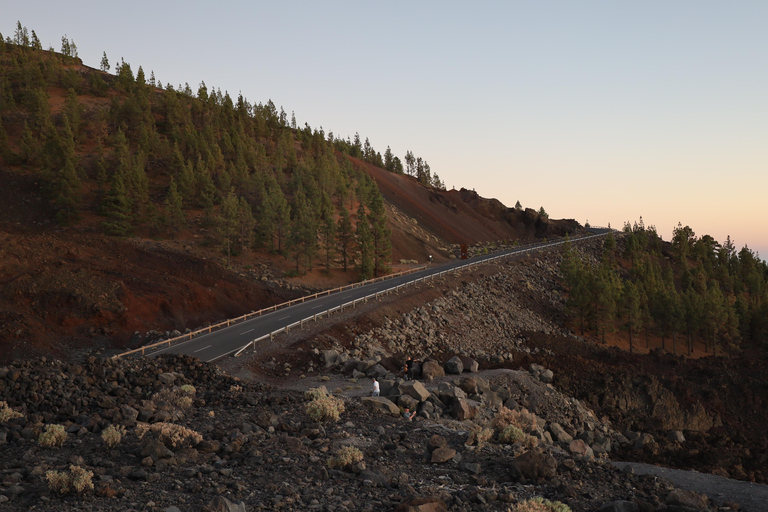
[[0, 38, 583, 363]]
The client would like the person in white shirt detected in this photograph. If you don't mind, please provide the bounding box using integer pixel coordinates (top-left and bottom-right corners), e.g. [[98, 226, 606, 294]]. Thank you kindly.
[[371, 378, 380, 397]]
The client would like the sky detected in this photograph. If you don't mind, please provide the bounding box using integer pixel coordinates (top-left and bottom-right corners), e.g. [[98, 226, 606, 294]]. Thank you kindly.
[[5, 1, 768, 259]]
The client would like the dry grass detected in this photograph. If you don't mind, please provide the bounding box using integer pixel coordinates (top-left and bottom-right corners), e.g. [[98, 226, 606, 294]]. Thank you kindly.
[[0, 401, 24, 422], [46, 465, 94, 496], [327, 446, 363, 469], [466, 426, 494, 447], [512, 497, 571, 512], [38, 424, 67, 448], [492, 406, 538, 433], [101, 424, 126, 449], [305, 395, 345, 423], [135, 422, 202, 448]]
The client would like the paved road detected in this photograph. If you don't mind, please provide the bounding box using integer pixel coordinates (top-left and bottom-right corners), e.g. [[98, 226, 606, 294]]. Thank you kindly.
[[151, 230, 611, 363]]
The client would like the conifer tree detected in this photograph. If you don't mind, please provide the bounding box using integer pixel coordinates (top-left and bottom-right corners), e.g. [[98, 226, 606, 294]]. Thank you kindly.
[[218, 190, 240, 266], [53, 157, 82, 224], [164, 176, 185, 237], [288, 186, 317, 273], [368, 191, 391, 277], [237, 197, 255, 259], [102, 172, 133, 236], [336, 207, 353, 271], [319, 192, 337, 273], [621, 280, 642, 353], [356, 205, 374, 280]]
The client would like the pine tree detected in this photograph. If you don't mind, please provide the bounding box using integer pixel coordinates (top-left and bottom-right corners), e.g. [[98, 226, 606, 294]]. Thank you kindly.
[[164, 176, 185, 237], [53, 157, 82, 224], [218, 190, 240, 266], [356, 205, 374, 280], [319, 193, 337, 273], [336, 207, 353, 271], [237, 197, 255, 259], [621, 280, 642, 353], [102, 172, 133, 236], [288, 186, 317, 273], [368, 191, 391, 277]]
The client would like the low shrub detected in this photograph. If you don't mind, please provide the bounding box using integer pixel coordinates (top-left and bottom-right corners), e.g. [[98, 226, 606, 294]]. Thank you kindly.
[[305, 395, 345, 422], [38, 424, 67, 448], [151, 387, 195, 412], [135, 422, 202, 448], [0, 401, 24, 422], [327, 445, 363, 469], [101, 424, 127, 449], [513, 497, 571, 512], [46, 465, 94, 496], [492, 406, 538, 433], [304, 386, 329, 401], [466, 426, 494, 447]]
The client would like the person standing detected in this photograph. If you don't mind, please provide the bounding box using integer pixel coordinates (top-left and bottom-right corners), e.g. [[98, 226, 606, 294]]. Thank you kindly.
[[405, 356, 413, 381], [371, 378, 380, 397]]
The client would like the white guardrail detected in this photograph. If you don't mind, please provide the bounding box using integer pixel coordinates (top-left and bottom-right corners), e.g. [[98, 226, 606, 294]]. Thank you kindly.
[[113, 230, 612, 360]]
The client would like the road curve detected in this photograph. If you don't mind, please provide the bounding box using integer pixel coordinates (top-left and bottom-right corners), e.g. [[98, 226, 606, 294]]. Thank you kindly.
[[150, 230, 612, 363]]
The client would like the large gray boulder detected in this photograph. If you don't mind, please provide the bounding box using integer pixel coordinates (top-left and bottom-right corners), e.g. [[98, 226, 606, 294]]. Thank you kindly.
[[399, 381, 430, 402], [361, 397, 400, 416], [458, 355, 479, 373], [421, 360, 445, 381], [453, 398, 479, 420], [444, 356, 464, 375]]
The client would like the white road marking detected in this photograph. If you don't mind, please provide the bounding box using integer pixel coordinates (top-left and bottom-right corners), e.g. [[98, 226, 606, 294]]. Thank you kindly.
[[240, 329, 254, 335], [278, 315, 290, 321], [194, 345, 211, 353], [311, 305, 323, 309]]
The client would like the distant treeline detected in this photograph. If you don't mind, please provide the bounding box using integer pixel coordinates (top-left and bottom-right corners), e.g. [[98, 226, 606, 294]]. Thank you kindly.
[[561, 220, 768, 354], [0, 22, 446, 278]]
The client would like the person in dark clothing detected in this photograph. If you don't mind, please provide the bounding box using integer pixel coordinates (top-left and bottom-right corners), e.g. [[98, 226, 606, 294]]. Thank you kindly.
[[404, 356, 413, 381]]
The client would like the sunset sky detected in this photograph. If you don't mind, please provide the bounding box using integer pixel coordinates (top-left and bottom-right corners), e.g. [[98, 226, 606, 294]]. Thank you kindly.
[[6, 1, 767, 259]]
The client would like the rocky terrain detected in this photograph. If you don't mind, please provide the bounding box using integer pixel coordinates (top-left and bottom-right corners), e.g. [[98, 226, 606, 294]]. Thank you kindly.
[[0, 353, 728, 512], [2, 239, 767, 512]]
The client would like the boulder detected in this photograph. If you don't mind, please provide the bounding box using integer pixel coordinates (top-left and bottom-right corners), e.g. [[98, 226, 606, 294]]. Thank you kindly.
[[421, 360, 445, 381], [457, 377, 478, 395], [444, 356, 464, 375], [549, 423, 574, 444], [568, 439, 594, 459], [453, 398, 478, 420], [365, 364, 389, 379], [458, 355, 479, 373], [398, 394, 420, 411], [437, 382, 466, 405], [667, 430, 685, 443], [321, 350, 339, 368], [141, 440, 174, 460], [399, 381, 430, 402], [512, 449, 557, 481], [361, 397, 400, 416], [430, 446, 456, 464]]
